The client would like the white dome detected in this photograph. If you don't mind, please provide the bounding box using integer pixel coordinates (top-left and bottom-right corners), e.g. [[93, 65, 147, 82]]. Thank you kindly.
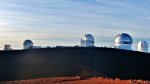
[[115, 33, 133, 45], [138, 40, 148, 52], [81, 34, 95, 47], [115, 33, 133, 50], [23, 40, 33, 49], [84, 34, 94, 43], [138, 40, 148, 48]]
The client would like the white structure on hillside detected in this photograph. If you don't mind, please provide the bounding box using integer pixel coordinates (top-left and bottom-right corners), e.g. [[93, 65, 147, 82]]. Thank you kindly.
[[4, 44, 12, 50], [23, 40, 33, 49], [81, 34, 95, 47], [138, 40, 148, 53], [115, 33, 133, 50]]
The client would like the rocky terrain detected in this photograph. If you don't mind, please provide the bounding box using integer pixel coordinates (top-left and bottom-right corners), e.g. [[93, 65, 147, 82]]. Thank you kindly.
[[1, 77, 150, 84]]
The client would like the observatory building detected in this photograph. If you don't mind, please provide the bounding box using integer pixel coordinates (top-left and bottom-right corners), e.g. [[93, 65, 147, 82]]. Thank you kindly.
[[23, 40, 33, 49], [4, 44, 12, 51], [81, 34, 95, 47], [138, 40, 148, 53], [115, 33, 133, 50]]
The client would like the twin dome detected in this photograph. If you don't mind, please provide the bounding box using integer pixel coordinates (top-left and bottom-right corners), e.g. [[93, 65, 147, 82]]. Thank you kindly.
[[115, 33, 148, 52]]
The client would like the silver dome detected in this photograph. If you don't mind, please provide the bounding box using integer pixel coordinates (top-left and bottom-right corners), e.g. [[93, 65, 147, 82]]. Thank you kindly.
[[23, 40, 33, 45], [115, 33, 133, 44], [84, 34, 94, 43]]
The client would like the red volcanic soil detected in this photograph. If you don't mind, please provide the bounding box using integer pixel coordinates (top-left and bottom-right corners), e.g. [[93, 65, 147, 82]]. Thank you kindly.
[[1, 77, 150, 84]]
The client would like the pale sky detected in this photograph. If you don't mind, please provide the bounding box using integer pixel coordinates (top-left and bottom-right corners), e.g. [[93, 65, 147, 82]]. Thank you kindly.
[[0, 0, 150, 50]]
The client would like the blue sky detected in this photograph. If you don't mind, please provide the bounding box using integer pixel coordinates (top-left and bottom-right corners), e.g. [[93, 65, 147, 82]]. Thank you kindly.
[[0, 0, 150, 50]]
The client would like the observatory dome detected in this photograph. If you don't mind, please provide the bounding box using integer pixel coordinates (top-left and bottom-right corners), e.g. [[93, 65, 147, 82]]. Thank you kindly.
[[84, 34, 94, 42], [23, 40, 33, 45], [115, 33, 133, 50], [81, 34, 95, 47], [115, 33, 133, 45], [23, 40, 33, 49], [138, 40, 148, 52]]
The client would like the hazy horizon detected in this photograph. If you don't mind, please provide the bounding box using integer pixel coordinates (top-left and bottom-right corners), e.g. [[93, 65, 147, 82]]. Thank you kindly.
[[0, 0, 150, 51]]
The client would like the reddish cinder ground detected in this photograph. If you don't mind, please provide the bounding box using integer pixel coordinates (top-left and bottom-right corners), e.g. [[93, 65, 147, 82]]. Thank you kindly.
[[1, 77, 150, 84]]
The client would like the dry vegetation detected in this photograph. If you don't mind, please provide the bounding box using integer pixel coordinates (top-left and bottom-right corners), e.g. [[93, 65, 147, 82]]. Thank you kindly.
[[1, 77, 150, 84]]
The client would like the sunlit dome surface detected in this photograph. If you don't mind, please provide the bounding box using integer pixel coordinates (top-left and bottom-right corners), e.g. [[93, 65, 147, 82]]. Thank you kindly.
[[84, 34, 94, 43], [115, 33, 133, 44]]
